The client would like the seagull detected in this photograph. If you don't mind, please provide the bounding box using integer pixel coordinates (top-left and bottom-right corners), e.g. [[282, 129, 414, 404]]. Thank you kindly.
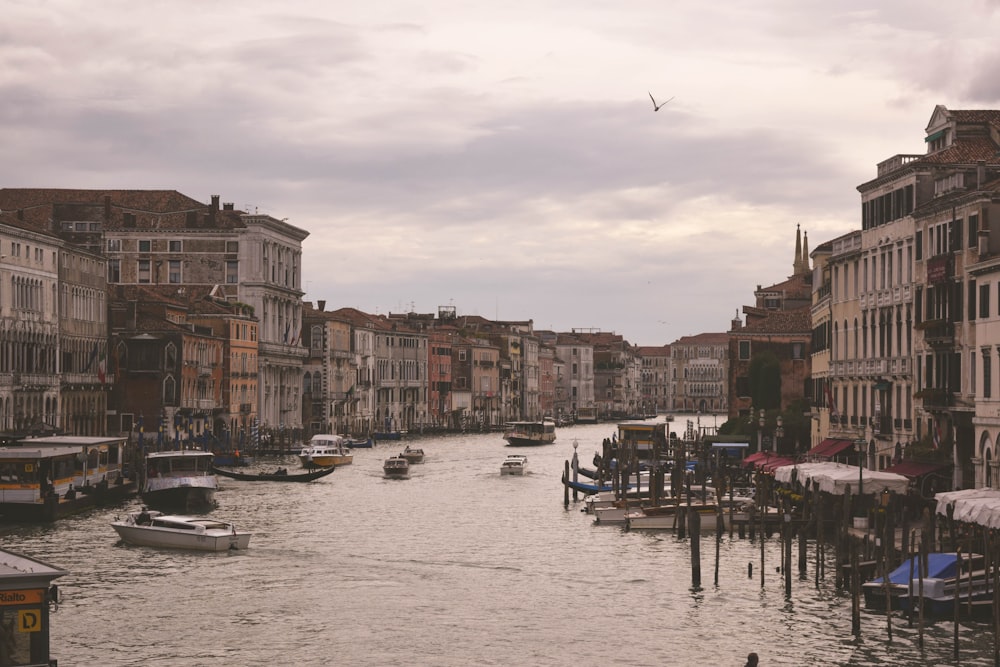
[[648, 92, 674, 112]]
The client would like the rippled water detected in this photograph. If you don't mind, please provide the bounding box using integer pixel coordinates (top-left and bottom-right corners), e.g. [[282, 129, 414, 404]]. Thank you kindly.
[[2, 422, 997, 666]]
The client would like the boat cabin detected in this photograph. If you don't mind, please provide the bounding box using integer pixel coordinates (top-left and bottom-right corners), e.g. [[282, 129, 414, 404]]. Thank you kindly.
[[0, 435, 128, 506]]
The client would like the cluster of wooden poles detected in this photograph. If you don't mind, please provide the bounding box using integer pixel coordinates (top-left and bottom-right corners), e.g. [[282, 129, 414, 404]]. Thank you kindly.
[[563, 440, 1000, 663]]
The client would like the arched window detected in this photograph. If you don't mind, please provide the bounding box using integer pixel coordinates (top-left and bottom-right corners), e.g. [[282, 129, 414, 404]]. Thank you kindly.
[[163, 375, 176, 404]]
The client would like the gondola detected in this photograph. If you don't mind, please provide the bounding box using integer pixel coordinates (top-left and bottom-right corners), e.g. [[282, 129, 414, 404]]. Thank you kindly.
[[211, 465, 336, 482]]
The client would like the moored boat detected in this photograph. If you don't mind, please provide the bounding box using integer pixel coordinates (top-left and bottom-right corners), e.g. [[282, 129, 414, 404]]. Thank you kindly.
[[503, 419, 556, 447], [383, 456, 410, 479], [862, 552, 989, 616], [112, 508, 251, 551], [500, 454, 528, 475], [299, 434, 353, 468], [0, 435, 136, 522], [142, 449, 217, 513]]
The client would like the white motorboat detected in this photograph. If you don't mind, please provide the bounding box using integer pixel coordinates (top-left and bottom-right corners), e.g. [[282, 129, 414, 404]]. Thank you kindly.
[[383, 456, 410, 479], [299, 434, 353, 468], [112, 509, 251, 552], [500, 454, 528, 475], [401, 445, 425, 464], [142, 449, 218, 513]]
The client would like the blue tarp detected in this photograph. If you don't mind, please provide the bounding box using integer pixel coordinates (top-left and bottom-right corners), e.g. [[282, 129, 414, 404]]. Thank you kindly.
[[869, 553, 960, 585]]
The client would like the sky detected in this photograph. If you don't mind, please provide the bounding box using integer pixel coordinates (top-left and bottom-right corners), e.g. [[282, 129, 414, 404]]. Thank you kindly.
[[4, 2, 1000, 346]]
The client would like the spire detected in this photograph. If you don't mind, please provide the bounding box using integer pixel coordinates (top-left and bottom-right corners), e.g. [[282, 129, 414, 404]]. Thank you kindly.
[[793, 224, 803, 275], [801, 230, 810, 274]]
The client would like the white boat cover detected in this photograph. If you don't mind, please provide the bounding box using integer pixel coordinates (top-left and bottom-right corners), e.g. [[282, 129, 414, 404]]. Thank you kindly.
[[773, 461, 909, 495], [934, 488, 1000, 528]]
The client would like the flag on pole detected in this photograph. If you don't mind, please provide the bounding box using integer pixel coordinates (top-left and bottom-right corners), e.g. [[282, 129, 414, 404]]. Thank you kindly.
[[824, 385, 838, 418]]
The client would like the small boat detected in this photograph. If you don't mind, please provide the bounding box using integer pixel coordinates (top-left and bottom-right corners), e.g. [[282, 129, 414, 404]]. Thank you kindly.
[[345, 436, 374, 448], [401, 445, 425, 464], [383, 456, 410, 479], [211, 465, 336, 482], [299, 434, 353, 468], [374, 431, 404, 441], [500, 454, 528, 475], [503, 419, 556, 447], [112, 509, 251, 552], [142, 449, 218, 513], [863, 552, 990, 616]]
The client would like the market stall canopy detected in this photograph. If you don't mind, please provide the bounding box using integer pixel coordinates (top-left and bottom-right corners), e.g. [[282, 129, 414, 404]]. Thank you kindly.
[[934, 488, 1000, 529], [805, 438, 855, 460], [883, 460, 949, 479], [773, 461, 909, 495]]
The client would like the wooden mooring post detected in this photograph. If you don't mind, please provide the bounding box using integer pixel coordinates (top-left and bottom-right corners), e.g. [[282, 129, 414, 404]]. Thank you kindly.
[[690, 507, 701, 588]]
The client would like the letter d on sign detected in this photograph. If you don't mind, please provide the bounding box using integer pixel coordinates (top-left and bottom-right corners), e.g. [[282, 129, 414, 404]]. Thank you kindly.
[[18, 609, 41, 632]]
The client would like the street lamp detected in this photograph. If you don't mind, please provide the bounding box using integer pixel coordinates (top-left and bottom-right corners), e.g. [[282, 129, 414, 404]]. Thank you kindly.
[[775, 415, 784, 454], [758, 409, 765, 453], [854, 437, 866, 497]]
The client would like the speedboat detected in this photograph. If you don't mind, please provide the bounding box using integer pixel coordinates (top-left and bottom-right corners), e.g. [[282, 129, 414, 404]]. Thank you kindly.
[[500, 454, 528, 475], [383, 456, 410, 479], [299, 434, 353, 468], [112, 509, 251, 552], [401, 445, 425, 464]]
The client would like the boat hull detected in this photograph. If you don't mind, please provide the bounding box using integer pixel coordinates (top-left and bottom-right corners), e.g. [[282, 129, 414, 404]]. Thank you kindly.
[[626, 506, 727, 531], [141, 477, 217, 513], [113, 523, 251, 552], [299, 454, 352, 468], [212, 466, 336, 482]]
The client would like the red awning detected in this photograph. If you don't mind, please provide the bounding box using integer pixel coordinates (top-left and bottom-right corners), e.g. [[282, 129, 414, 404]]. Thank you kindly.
[[882, 460, 949, 479], [761, 456, 796, 472], [742, 451, 769, 466], [807, 438, 855, 459]]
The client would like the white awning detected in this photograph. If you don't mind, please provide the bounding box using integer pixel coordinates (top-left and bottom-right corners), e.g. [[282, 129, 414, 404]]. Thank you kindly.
[[773, 461, 909, 495], [934, 488, 1000, 529]]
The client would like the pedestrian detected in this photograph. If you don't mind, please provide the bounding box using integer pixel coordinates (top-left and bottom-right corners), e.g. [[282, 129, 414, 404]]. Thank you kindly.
[[744, 652, 759, 667]]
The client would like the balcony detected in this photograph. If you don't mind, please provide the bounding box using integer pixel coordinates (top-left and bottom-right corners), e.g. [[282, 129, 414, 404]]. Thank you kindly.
[[921, 321, 955, 347], [915, 388, 954, 410]]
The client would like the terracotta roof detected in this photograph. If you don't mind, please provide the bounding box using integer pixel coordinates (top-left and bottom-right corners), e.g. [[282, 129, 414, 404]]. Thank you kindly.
[[671, 332, 729, 346], [740, 307, 811, 334], [917, 136, 1000, 165]]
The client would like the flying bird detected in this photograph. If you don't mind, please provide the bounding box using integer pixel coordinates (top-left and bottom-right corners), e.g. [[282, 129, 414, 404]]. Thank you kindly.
[[648, 92, 674, 112]]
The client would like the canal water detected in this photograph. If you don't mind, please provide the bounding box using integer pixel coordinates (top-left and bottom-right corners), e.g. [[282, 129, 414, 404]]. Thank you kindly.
[[2, 421, 997, 666]]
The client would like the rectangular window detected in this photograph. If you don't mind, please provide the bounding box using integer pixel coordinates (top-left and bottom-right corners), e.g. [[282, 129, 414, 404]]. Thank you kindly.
[[169, 240, 182, 252], [915, 230, 923, 260], [139, 239, 151, 252], [981, 283, 991, 319], [983, 350, 992, 399], [168, 260, 181, 284], [970, 214, 979, 248], [739, 340, 751, 360], [226, 261, 238, 284], [791, 343, 803, 360], [970, 280, 978, 321], [458, 350, 467, 361], [138, 259, 151, 283], [226, 241, 239, 253], [107, 239, 121, 252], [108, 259, 121, 283]]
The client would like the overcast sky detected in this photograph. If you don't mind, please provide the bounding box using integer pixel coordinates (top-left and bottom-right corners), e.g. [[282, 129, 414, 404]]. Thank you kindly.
[[4, 2, 999, 345]]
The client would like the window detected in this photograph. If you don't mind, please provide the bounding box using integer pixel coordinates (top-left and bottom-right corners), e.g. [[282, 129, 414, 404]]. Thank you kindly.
[[108, 259, 121, 283], [739, 341, 751, 360], [169, 240, 182, 252], [139, 240, 151, 252], [226, 241, 239, 253], [226, 261, 238, 284], [981, 284, 991, 319], [168, 260, 181, 284], [107, 239, 121, 252], [458, 350, 467, 361], [138, 259, 151, 283], [983, 350, 992, 399], [791, 343, 803, 360], [915, 231, 922, 261]]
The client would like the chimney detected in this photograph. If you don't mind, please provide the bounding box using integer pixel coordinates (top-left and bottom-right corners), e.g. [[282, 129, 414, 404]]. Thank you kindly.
[[210, 195, 219, 224], [223, 202, 234, 211], [317, 300, 326, 311]]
